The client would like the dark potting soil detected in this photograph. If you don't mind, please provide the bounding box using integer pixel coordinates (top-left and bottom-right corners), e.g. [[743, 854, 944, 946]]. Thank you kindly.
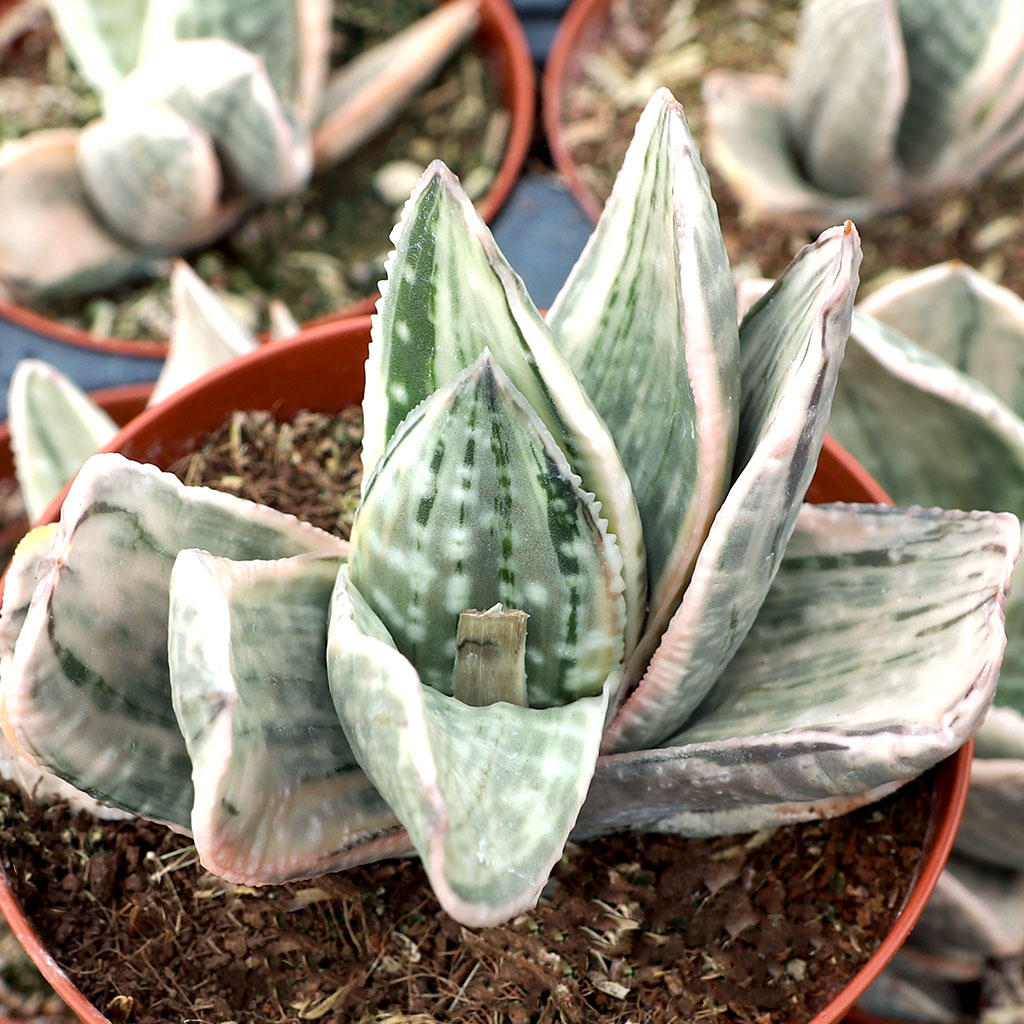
[[0, 408, 934, 1024], [0, 0, 508, 338]]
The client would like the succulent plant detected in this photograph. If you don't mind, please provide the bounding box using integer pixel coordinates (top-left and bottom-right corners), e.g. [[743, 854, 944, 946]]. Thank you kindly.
[[0, 0, 479, 298], [0, 91, 1018, 927], [702, 0, 1024, 227], [823, 261, 1024, 1014]]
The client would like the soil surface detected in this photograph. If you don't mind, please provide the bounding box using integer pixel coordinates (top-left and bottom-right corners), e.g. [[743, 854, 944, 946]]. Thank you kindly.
[[555, 0, 1024, 303], [0, 0, 508, 337], [0, 407, 935, 1024]]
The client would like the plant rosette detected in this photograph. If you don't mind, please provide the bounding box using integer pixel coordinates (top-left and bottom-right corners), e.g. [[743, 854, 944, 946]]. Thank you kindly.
[[0, 89, 1016, 1022], [0, 0, 534, 352], [0, 317, 978, 1024]]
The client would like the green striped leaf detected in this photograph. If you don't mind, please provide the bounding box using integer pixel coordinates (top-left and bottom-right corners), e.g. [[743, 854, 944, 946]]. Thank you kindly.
[[46, 0, 150, 94], [604, 223, 861, 752], [350, 353, 625, 709], [829, 311, 1024, 718], [1, 453, 346, 827], [169, 550, 407, 883], [8, 360, 118, 522], [148, 262, 260, 406], [578, 503, 1018, 838], [103, 38, 312, 202], [364, 162, 645, 658], [894, 0, 1002, 174], [787, 0, 908, 196], [327, 568, 612, 925], [547, 88, 740, 671]]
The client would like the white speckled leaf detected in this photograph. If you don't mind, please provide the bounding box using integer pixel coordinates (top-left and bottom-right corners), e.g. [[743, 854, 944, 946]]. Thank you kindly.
[[578, 503, 1018, 838], [327, 568, 612, 926], [547, 88, 739, 666], [314, 0, 478, 167], [829, 311, 1024, 723], [603, 223, 861, 752], [350, 353, 625, 708], [365, 162, 644, 657], [0, 130, 151, 297], [148, 262, 259, 407], [139, 0, 330, 128], [104, 38, 312, 202], [8, 360, 118, 522], [0, 452, 346, 828], [787, 0, 908, 196], [169, 550, 407, 884], [46, 0, 149, 94]]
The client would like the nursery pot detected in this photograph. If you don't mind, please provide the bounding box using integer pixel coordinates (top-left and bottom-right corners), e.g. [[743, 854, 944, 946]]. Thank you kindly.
[[0, 0, 535, 370], [0, 316, 974, 1023]]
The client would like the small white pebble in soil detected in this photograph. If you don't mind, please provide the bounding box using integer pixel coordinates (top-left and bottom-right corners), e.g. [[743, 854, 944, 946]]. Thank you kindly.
[[374, 160, 427, 205]]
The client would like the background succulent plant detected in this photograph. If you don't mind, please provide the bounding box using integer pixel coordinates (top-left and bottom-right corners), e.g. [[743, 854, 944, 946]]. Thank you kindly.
[[0, 91, 1017, 928], [824, 262, 1024, 1018], [0, 0, 479, 298], [702, 0, 1024, 227]]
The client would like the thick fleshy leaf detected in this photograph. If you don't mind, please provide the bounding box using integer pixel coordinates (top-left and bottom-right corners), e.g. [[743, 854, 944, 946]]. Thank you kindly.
[[8, 360, 119, 522], [350, 354, 625, 708], [547, 88, 740, 663], [855, 951, 962, 1024], [364, 160, 645, 657], [77, 103, 226, 250], [786, 0, 908, 196], [0, 453, 346, 828], [579, 503, 1018, 838], [327, 568, 612, 926], [314, 0, 479, 167], [859, 262, 1024, 420], [894, 0, 1003, 175], [169, 550, 408, 884], [148, 262, 260, 407], [0, 130, 151, 297], [702, 72, 900, 226], [139, 0, 331, 129], [104, 38, 313, 202], [45, 0, 149, 94], [828, 311, 1024, 719], [603, 223, 861, 752]]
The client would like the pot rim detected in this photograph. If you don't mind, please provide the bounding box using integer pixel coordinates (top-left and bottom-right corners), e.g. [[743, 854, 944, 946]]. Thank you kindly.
[[0, 316, 973, 1024], [0, 0, 535, 355]]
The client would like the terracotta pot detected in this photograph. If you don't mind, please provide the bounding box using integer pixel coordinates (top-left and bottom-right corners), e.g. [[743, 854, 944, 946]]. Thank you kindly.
[[0, 316, 973, 1023], [0, 0, 535, 365]]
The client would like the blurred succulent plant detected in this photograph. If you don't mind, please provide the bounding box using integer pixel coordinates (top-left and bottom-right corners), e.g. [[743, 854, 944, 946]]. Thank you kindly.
[[824, 262, 1024, 1017], [702, 0, 1024, 227], [0, 0, 479, 298], [0, 91, 1018, 927]]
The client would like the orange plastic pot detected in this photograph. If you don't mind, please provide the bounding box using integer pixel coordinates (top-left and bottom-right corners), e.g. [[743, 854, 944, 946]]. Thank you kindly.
[[0, 0, 535, 357], [0, 316, 973, 1023]]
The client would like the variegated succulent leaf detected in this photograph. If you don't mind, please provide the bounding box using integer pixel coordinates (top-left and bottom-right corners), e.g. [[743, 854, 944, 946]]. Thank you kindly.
[[547, 88, 740, 662], [8, 359, 119, 523], [0, 130, 155, 298], [604, 222, 861, 752], [169, 550, 408, 884], [148, 262, 260, 407], [577, 503, 1018, 838], [829, 309, 1024, 720], [954, 731, 1024, 869], [0, 453, 346, 828], [45, 0, 150, 94], [101, 38, 313, 204], [365, 159, 646, 658], [327, 567, 614, 926], [314, 0, 479, 167], [350, 352, 626, 709]]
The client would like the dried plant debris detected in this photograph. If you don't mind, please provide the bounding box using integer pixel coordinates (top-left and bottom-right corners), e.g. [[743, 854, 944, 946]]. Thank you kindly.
[[0, 775, 930, 1024], [559, 0, 1024, 300], [0, 0, 508, 338]]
